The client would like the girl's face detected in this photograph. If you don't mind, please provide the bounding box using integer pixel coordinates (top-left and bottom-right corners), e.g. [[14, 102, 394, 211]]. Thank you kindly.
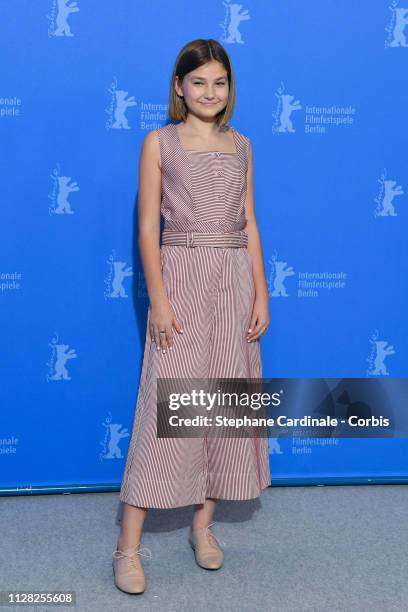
[[175, 60, 229, 120]]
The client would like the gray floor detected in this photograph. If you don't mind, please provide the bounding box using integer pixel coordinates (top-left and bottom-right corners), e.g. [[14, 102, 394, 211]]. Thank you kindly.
[[1, 485, 407, 611]]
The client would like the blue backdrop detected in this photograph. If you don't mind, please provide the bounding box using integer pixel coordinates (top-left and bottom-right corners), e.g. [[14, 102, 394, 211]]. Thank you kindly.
[[1, 0, 408, 495]]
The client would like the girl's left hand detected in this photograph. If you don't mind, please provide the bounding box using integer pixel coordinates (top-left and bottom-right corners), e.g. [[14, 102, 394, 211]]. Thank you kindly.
[[246, 295, 270, 342]]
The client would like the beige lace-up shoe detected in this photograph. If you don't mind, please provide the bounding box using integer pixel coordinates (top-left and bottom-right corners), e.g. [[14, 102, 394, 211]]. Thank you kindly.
[[188, 521, 225, 570], [112, 542, 151, 594]]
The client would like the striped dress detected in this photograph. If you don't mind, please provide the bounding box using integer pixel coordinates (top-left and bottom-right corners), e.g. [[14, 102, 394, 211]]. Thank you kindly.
[[119, 121, 271, 509]]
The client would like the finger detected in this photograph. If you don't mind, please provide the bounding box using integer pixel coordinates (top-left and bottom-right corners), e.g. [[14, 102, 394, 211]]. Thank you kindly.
[[149, 323, 155, 342], [154, 326, 161, 350], [158, 328, 168, 353], [249, 319, 269, 336], [173, 317, 184, 334], [247, 318, 261, 341], [166, 325, 174, 349], [247, 315, 258, 337], [255, 324, 269, 340], [247, 322, 268, 341]]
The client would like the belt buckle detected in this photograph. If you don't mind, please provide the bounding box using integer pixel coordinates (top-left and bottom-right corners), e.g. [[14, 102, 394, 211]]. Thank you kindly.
[[186, 231, 194, 248]]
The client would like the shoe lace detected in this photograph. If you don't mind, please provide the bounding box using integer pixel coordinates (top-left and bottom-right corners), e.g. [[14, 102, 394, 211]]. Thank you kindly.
[[113, 545, 152, 568], [195, 521, 227, 549]]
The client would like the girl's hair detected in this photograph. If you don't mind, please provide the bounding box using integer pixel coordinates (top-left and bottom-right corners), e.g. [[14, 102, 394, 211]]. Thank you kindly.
[[168, 39, 236, 129]]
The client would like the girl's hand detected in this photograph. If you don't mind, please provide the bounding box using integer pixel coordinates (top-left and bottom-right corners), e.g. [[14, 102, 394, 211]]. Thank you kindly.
[[246, 294, 270, 342], [149, 299, 183, 353]]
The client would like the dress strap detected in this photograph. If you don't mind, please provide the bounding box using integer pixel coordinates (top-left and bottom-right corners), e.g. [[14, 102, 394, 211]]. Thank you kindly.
[[230, 126, 250, 173], [156, 123, 186, 171]]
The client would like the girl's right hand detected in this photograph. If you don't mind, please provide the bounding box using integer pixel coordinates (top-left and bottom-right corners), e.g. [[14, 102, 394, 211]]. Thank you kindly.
[[149, 299, 183, 352]]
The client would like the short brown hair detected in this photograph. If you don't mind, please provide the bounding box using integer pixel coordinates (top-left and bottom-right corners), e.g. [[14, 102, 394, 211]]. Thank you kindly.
[[168, 39, 236, 129]]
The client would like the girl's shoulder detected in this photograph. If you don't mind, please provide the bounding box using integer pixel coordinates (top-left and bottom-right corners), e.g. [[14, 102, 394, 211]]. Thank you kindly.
[[152, 123, 171, 140], [155, 122, 174, 133], [153, 122, 178, 148], [152, 124, 178, 170], [151, 124, 173, 155], [228, 125, 251, 157]]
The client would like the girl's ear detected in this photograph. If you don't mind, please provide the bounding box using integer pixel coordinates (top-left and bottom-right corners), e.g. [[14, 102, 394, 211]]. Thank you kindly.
[[176, 75, 185, 96]]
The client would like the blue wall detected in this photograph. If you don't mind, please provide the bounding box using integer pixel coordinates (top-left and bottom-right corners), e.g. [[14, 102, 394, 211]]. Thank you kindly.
[[1, 1, 407, 494]]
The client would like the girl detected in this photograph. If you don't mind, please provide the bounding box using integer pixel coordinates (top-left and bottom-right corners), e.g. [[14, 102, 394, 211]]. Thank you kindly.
[[112, 38, 270, 594]]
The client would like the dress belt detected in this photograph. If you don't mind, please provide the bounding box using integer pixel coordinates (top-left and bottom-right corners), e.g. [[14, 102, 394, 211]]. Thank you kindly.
[[161, 230, 248, 248]]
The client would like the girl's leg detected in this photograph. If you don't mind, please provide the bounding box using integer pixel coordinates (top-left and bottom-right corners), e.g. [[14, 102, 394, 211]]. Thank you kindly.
[[117, 502, 148, 550], [190, 498, 224, 569], [192, 497, 217, 528], [113, 503, 149, 594]]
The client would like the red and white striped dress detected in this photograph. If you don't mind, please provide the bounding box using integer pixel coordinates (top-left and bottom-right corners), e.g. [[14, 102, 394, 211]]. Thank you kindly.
[[119, 122, 271, 509]]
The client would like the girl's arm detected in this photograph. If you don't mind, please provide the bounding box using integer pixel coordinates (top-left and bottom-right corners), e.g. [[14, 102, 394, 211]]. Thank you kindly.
[[137, 131, 182, 351], [244, 140, 270, 341], [137, 130, 167, 306]]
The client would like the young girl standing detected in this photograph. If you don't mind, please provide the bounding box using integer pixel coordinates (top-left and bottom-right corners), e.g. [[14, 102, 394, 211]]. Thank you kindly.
[[112, 38, 271, 594]]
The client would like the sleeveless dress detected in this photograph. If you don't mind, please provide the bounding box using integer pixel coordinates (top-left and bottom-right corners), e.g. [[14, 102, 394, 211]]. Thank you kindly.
[[119, 122, 271, 509]]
